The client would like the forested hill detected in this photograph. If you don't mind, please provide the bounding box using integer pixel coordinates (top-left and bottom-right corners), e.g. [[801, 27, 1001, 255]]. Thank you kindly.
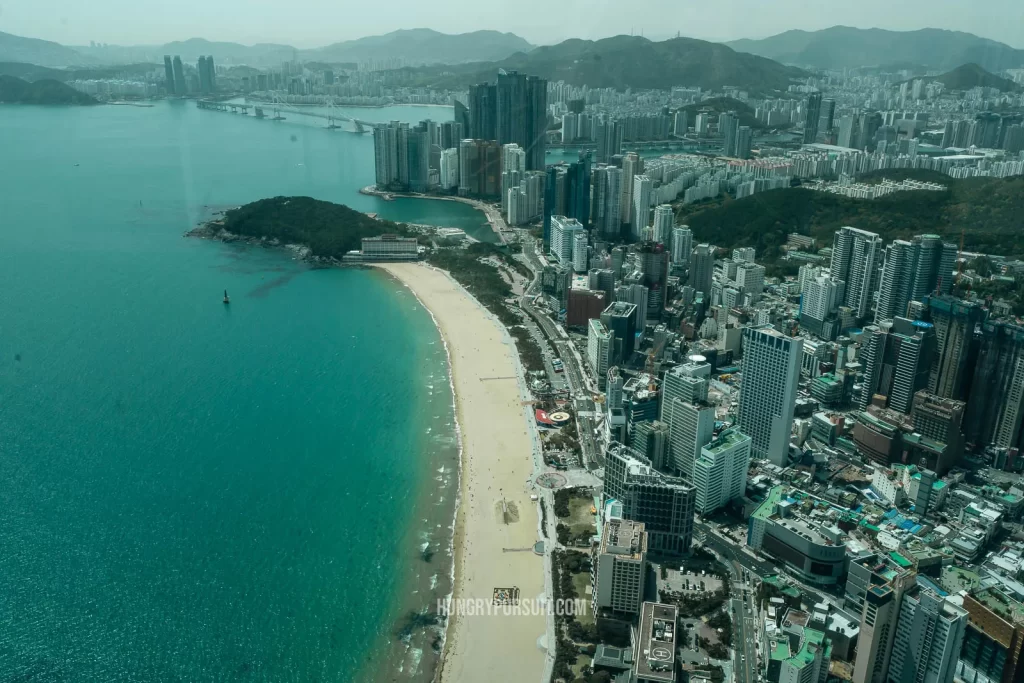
[[213, 196, 415, 258], [674, 171, 1024, 263], [0, 75, 96, 104]]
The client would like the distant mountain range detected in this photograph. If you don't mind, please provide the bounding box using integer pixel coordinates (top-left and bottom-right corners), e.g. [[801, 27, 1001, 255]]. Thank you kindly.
[[0, 29, 534, 68], [0, 74, 97, 104], [303, 29, 533, 65], [420, 35, 805, 93], [727, 26, 1024, 72], [0, 31, 92, 67]]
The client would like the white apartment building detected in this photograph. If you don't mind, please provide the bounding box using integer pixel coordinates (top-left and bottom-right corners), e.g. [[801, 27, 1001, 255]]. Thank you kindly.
[[693, 428, 751, 515], [737, 327, 803, 466]]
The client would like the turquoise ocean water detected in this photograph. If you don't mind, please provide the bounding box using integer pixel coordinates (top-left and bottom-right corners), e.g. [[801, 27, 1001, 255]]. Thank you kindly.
[[0, 101, 468, 681]]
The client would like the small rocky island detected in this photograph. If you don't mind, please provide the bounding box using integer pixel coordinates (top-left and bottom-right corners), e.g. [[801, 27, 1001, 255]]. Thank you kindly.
[[188, 196, 422, 262]]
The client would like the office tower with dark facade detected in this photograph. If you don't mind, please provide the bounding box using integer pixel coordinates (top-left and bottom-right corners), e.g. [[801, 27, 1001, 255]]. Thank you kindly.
[[544, 155, 590, 243], [198, 56, 210, 94], [591, 164, 623, 239], [467, 83, 496, 141], [689, 244, 714, 297], [818, 98, 836, 136], [956, 587, 1024, 683], [453, 100, 470, 138], [910, 391, 966, 473], [197, 56, 216, 94], [490, 71, 548, 171], [922, 295, 986, 401], [876, 235, 958, 324], [373, 123, 399, 188], [595, 116, 624, 163], [831, 226, 882, 320], [603, 444, 696, 555], [620, 152, 643, 226], [965, 320, 1024, 451], [163, 55, 176, 95], [458, 139, 501, 197], [567, 152, 591, 227], [405, 122, 431, 192], [372, 121, 430, 192], [636, 242, 668, 320], [171, 56, 186, 96], [858, 317, 936, 413], [440, 120, 464, 150], [860, 111, 883, 152], [804, 92, 823, 144], [736, 126, 753, 159], [601, 302, 639, 366], [720, 112, 739, 157]]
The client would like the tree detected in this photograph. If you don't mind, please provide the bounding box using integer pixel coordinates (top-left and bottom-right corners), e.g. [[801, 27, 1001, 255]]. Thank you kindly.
[[970, 255, 994, 277]]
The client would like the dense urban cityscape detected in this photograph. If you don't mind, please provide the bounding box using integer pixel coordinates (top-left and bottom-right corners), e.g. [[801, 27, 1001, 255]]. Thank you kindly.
[[355, 44, 1024, 683], [5, 13, 1024, 683]]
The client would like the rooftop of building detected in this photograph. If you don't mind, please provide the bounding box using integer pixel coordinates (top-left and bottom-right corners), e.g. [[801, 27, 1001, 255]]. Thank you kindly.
[[889, 551, 913, 568], [941, 566, 981, 594], [593, 644, 634, 671], [856, 410, 901, 435], [703, 427, 750, 456], [770, 638, 791, 662], [973, 587, 1024, 625], [635, 602, 678, 683], [603, 301, 638, 317], [768, 577, 803, 599], [770, 625, 830, 669], [601, 518, 647, 559], [752, 485, 786, 522], [773, 515, 837, 546], [902, 432, 947, 454]]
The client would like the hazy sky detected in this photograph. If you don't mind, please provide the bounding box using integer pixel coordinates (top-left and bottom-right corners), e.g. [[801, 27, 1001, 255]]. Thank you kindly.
[[3, 0, 1023, 48]]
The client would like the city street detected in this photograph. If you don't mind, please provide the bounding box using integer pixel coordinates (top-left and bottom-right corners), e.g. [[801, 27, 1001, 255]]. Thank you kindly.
[[519, 238, 602, 469]]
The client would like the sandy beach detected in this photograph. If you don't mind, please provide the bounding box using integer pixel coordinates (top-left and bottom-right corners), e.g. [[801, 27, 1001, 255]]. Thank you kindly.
[[375, 262, 546, 683]]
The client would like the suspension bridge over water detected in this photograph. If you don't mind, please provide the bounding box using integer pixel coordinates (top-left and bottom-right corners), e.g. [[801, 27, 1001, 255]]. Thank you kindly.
[[196, 96, 378, 133]]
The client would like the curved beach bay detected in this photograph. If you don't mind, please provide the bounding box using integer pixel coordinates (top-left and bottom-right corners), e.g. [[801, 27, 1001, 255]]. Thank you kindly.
[[0, 101, 480, 681]]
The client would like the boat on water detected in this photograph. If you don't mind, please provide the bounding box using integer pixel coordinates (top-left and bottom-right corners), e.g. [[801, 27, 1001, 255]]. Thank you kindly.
[[223, 290, 230, 304]]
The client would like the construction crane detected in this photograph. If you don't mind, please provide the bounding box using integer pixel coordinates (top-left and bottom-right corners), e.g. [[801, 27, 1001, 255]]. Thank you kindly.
[[645, 348, 657, 375], [957, 228, 966, 287]]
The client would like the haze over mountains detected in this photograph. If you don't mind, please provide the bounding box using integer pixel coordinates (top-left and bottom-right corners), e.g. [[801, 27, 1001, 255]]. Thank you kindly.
[[0, 29, 534, 68], [2, 25, 1022, 94], [419, 35, 806, 93], [727, 26, 1024, 72]]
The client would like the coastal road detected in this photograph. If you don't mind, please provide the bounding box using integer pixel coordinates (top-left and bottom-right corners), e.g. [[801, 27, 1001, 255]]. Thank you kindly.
[[518, 239, 602, 469]]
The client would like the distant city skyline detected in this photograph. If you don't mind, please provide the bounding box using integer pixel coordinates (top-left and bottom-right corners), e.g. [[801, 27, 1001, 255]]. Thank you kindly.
[[3, 0, 1024, 50]]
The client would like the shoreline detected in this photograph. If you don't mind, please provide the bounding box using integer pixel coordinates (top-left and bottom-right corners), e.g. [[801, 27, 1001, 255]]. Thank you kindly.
[[360, 186, 511, 244], [374, 262, 546, 683]]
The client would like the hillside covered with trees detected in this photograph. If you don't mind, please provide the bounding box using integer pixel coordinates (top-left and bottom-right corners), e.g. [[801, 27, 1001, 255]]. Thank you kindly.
[[214, 196, 414, 258], [0, 75, 97, 104], [674, 172, 1024, 265]]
